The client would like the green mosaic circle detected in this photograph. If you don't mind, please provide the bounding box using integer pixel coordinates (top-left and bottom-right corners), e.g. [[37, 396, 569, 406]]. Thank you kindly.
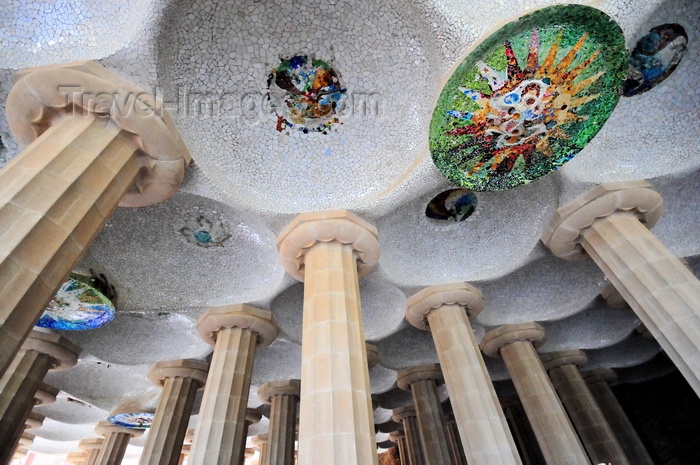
[[430, 5, 627, 191]]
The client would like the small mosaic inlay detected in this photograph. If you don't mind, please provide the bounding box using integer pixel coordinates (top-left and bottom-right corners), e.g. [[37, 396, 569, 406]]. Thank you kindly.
[[267, 55, 347, 134], [36, 273, 116, 331], [180, 215, 231, 248], [108, 412, 154, 429], [430, 5, 626, 191], [623, 24, 688, 97], [426, 189, 477, 221]]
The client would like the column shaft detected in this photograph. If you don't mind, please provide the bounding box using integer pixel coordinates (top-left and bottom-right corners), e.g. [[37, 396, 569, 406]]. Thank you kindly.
[[587, 381, 654, 465], [410, 380, 451, 465], [0, 116, 140, 377], [582, 214, 700, 394], [86, 448, 102, 465], [297, 242, 376, 465], [444, 418, 467, 465], [95, 432, 133, 465], [190, 328, 256, 465], [428, 305, 521, 465], [396, 436, 408, 465], [140, 376, 200, 465], [266, 395, 298, 465], [401, 415, 425, 465], [0, 350, 53, 464], [548, 364, 628, 465], [501, 342, 589, 465], [502, 401, 545, 465]]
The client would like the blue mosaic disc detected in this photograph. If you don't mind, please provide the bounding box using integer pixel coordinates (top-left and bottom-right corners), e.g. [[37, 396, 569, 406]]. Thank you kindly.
[[36, 275, 115, 331], [108, 412, 154, 429]]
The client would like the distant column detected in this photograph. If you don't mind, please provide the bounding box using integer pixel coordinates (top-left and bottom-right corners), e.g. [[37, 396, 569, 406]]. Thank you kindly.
[[94, 420, 144, 465], [258, 380, 300, 465], [392, 406, 424, 465], [79, 438, 105, 465]]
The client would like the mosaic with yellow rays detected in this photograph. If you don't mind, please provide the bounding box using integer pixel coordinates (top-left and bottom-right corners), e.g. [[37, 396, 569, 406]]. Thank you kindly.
[[430, 5, 627, 191]]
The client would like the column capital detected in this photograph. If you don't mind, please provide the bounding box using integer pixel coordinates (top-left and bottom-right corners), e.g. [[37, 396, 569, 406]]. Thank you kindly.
[[94, 420, 144, 438], [396, 364, 444, 391], [392, 406, 417, 422], [78, 437, 104, 451], [245, 407, 262, 425], [480, 322, 546, 358], [388, 430, 405, 441], [276, 210, 380, 281], [541, 181, 663, 261], [22, 329, 81, 371], [366, 342, 379, 369], [197, 304, 279, 348], [406, 282, 484, 330], [18, 432, 35, 446], [251, 433, 269, 446], [65, 451, 87, 465], [34, 382, 59, 406], [245, 448, 256, 459], [582, 368, 618, 385], [541, 350, 588, 371], [258, 379, 301, 403], [25, 411, 45, 430], [184, 429, 195, 444], [147, 358, 209, 388], [600, 282, 629, 309], [6, 61, 191, 207]]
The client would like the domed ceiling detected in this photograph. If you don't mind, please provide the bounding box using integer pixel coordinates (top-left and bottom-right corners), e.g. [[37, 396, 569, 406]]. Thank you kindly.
[[0, 0, 698, 458]]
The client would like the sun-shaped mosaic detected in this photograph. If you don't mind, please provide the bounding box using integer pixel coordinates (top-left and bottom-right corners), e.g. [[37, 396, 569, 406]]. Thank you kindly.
[[108, 412, 154, 429], [430, 5, 627, 191]]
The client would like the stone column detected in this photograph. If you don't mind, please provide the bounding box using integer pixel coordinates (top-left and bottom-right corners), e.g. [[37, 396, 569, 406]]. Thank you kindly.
[[190, 304, 278, 465], [258, 380, 300, 465], [481, 323, 590, 465], [0, 329, 80, 464], [95, 421, 144, 465], [252, 435, 269, 465], [140, 359, 209, 465], [444, 414, 467, 465], [396, 365, 451, 465], [392, 407, 424, 465], [276, 211, 381, 465], [234, 408, 262, 465], [66, 451, 88, 465], [80, 438, 105, 465], [388, 431, 407, 465], [500, 397, 545, 465], [35, 382, 59, 406], [583, 369, 654, 465], [541, 350, 629, 465], [406, 283, 522, 465], [25, 411, 45, 431], [0, 61, 190, 379], [542, 181, 700, 395]]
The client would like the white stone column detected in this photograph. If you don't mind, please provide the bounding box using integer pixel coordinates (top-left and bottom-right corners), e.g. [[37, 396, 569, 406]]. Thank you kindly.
[[277, 211, 380, 465], [542, 181, 700, 395]]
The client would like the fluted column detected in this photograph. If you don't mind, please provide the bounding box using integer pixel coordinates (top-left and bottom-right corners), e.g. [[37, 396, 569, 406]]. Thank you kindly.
[[276, 211, 380, 465], [0, 329, 80, 465], [95, 421, 144, 465], [190, 304, 278, 465], [583, 369, 654, 465], [140, 359, 209, 465], [542, 181, 700, 395], [406, 282, 522, 465], [500, 397, 545, 465], [392, 407, 424, 465], [234, 409, 262, 465], [388, 431, 407, 465], [258, 380, 300, 465], [252, 435, 269, 465], [66, 451, 88, 465], [79, 438, 105, 465], [0, 61, 189, 379], [396, 365, 451, 465], [542, 350, 629, 465], [444, 414, 467, 465], [481, 323, 590, 465]]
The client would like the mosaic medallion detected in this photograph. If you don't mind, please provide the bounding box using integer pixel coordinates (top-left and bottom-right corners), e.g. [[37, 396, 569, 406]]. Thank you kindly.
[[36, 273, 116, 331], [267, 55, 347, 134], [426, 189, 477, 221], [623, 24, 688, 97], [430, 5, 627, 191], [108, 412, 154, 429], [180, 215, 231, 248]]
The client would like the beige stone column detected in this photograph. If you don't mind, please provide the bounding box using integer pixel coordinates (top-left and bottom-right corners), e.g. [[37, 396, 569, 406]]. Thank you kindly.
[[234, 408, 262, 465], [444, 414, 467, 465], [392, 407, 424, 465], [500, 397, 545, 465], [396, 365, 451, 465], [277, 211, 380, 465], [190, 304, 278, 465], [252, 434, 269, 465], [258, 380, 300, 465], [481, 323, 590, 465], [66, 451, 88, 465], [388, 431, 407, 465], [542, 181, 700, 395], [79, 438, 105, 465], [95, 421, 144, 465], [541, 350, 629, 465], [0, 329, 80, 465], [0, 61, 190, 379], [583, 369, 654, 465], [140, 359, 209, 465], [406, 283, 522, 465]]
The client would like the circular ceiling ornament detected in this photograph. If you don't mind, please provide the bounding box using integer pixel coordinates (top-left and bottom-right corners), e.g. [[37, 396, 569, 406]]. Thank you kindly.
[[267, 55, 347, 134], [425, 189, 477, 222], [430, 5, 627, 191], [107, 412, 154, 429], [623, 23, 688, 97], [36, 273, 116, 331]]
